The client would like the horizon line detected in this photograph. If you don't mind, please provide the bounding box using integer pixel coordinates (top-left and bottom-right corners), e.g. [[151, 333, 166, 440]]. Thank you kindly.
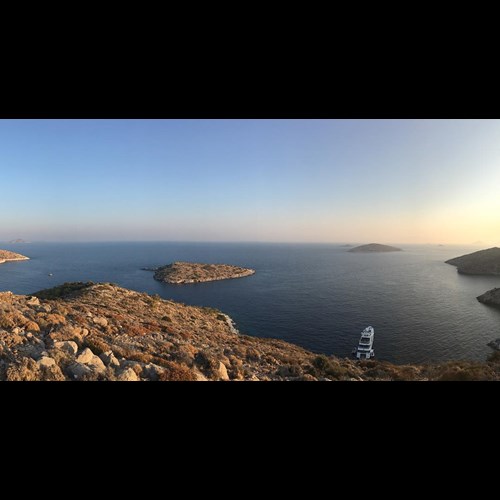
[[0, 239, 495, 246]]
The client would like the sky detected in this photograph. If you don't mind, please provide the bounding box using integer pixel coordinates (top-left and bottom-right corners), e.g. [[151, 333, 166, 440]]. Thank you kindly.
[[0, 119, 499, 244]]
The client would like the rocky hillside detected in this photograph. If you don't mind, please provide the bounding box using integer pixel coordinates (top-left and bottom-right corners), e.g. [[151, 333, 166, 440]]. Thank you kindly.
[[477, 288, 500, 309], [348, 243, 402, 253], [1, 281, 500, 381], [152, 261, 255, 284], [446, 247, 500, 275], [0, 249, 29, 264]]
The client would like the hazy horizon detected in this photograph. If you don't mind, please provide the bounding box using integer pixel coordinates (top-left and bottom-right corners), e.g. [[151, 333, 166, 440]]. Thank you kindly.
[[2, 119, 499, 246]]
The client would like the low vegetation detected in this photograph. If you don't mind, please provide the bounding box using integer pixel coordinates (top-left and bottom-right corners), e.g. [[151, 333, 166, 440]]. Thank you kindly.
[[0, 282, 499, 381]]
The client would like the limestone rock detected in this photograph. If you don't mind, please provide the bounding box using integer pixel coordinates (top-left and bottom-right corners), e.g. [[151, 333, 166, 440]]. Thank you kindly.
[[92, 316, 108, 327], [118, 368, 139, 381], [217, 361, 229, 381], [37, 356, 56, 368], [142, 363, 163, 380], [100, 350, 120, 368], [76, 347, 106, 373], [54, 341, 78, 355], [67, 362, 93, 380], [77, 348, 95, 364], [26, 296, 40, 306]]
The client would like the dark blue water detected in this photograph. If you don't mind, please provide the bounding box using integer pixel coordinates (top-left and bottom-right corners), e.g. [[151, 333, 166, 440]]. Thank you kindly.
[[1, 242, 499, 364]]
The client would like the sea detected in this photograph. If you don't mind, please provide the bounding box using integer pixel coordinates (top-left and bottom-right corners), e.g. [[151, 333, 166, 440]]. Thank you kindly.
[[1, 241, 499, 365]]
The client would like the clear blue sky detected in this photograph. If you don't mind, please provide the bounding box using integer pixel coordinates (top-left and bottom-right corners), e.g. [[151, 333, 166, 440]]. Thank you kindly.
[[1, 119, 499, 244]]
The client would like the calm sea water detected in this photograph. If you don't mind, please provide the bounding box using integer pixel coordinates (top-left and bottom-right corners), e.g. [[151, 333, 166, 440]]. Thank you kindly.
[[1, 242, 499, 364]]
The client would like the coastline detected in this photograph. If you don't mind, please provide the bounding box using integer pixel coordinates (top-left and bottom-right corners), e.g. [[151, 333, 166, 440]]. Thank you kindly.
[[0, 256, 30, 265], [162, 269, 255, 284]]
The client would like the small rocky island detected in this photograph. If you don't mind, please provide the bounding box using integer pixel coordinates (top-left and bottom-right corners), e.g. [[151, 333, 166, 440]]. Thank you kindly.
[[477, 288, 500, 310], [446, 247, 500, 275], [348, 243, 402, 253], [151, 261, 255, 284], [0, 249, 29, 265]]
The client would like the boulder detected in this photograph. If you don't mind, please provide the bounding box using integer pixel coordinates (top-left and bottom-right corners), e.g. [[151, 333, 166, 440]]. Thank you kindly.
[[142, 363, 163, 380], [217, 361, 229, 381], [92, 316, 108, 327], [76, 347, 106, 374], [54, 341, 78, 355], [67, 362, 93, 380], [100, 350, 120, 368], [37, 356, 56, 368], [77, 347, 96, 364], [118, 368, 139, 381]]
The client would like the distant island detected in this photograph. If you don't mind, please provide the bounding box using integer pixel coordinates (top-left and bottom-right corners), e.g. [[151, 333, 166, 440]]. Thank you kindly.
[[150, 261, 255, 284], [0, 249, 29, 265], [445, 247, 500, 275], [9, 239, 29, 244], [477, 288, 500, 310], [348, 243, 402, 253]]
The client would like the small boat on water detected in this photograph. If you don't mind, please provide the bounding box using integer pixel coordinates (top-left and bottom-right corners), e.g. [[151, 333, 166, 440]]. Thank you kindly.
[[352, 326, 375, 360]]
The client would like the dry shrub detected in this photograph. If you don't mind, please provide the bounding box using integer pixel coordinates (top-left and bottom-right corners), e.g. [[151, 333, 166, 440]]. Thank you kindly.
[[37, 313, 67, 331], [158, 361, 196, 381], [24, 321, 41, 332], [436, 363, 496, 381], [70, 315, 88, 326], [245, 347, 261, 362], [5, 358, 40, 381], [48, 325, 83, 343], [84, 337, 111, 356], [121, 324, 152, 337], [49, 349, 75, 369], [39, 364, 66, 381]]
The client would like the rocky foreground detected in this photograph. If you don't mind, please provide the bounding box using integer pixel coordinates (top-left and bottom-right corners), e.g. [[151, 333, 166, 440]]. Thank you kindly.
[[348, 243, 402, 253], [1, 281, 500, 381], [152, 261, 255, 284], [446, 247, 500, 275], [0, 249, 29, 265]]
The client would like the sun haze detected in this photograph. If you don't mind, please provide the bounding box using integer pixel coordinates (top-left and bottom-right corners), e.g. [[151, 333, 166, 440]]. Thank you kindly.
[[1, 119, 498, 244]]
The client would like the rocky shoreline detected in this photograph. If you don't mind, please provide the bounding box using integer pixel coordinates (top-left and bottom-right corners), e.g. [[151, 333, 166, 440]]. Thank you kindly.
[[151, 261, 255, 284], [446, 247, 500, 275], [0, 249, 29, 265], [477, 288, 500, 309], [1, 281, 500, 381]]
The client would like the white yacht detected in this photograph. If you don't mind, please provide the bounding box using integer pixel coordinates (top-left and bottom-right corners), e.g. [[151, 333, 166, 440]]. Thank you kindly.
[[352, 326, 375, 359]]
